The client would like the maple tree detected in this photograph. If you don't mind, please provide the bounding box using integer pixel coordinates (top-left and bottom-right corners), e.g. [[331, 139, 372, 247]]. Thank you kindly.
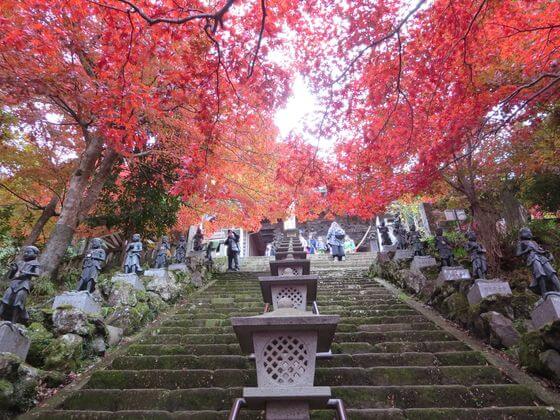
[[1, 0, 559, 276], [0, 110, 74, 247], [294, 0, 560, 264], [0, 0, 292, 277]]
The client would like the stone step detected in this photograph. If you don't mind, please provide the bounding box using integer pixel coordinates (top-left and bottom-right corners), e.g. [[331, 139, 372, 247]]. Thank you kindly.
[[28, 406, 560, 419], [333, 341, 471, 354], [161, 314, 430, 328], [85, 365, 508, 389], [32, 265, 554, 418], [56, 384, 542, 411], [110, 351, 487, 370], [137, 329, 456, 345]]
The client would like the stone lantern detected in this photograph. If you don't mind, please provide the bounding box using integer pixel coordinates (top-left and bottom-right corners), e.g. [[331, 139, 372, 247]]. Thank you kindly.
[[284, 229, 300, 238], [259, 274, 319, 314], [229, 299, 344, 419], [275, 251, 308, 261], [277, 244, 305, 253], [269, 258, 311, 276]]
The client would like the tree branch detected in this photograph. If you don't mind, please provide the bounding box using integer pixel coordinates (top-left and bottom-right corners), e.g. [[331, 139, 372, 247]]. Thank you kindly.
[[248, 0, 266, 78], [332, 0, 427, 86], [109, 0, 235, 32]]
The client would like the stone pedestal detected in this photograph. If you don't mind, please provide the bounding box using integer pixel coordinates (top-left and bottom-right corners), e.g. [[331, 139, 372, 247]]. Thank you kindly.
[[467, 279, 512, 305], [266, 401, 309, 419], [393, 249, 414, 261], [436, 266, 471, 287], [381, 244, 397, 253], [143, 268, 166, 278], [532, 293, 560, 329], [410, 256, 437, 272], [52, 291, 102, 316], [0, 321, 30, 360], [112, 273, 145, 291], [168, 263, 188, 272]]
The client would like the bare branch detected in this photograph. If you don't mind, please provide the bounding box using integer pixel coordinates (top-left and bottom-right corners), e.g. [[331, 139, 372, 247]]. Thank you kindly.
[[332, 0, 427, 86], [248, 0, 266, 78], [107, 0, 235, 32]]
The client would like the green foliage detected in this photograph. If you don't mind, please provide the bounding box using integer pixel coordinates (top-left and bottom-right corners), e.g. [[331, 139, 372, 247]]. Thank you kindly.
[[60, 267, 81, 291], [425, 229, 468, 261], [29, 276, 56, 299], [0, 206, 18, 278], [519, 172, 560, 213], [87, 150, 181, 238]]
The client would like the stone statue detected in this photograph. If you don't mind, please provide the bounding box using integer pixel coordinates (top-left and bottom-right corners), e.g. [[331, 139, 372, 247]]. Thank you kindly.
[[0, 246, 41, 324], [154, 236, 170, 269], [465, 231, 487, 279], [408, 225, 424, 256], [193, 227, 204, 252], [393, 221, 408, 250], [174, 234, 187, 263], [516, 227, 560, 296], [124, 234, 142, 274], [435, 228, 455, 267], [76, 238, 106, 293], [378, 221, 392, 246]]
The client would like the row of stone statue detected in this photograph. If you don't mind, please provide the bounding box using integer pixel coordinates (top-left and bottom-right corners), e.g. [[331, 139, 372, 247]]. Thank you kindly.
[[379, 216, 560, 298], [0, 230, 204, 325], [436, 227, 560, 297]]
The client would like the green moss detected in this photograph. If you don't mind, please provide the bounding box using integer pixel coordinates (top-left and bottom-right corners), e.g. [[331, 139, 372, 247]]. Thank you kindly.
[[44, 335, 84, 372], [441, 292, 470, 325], [511, 291, 539, 319], [26, 322, 54, 368], [0, 379, 14, 410], [518, 331, 550, 376]]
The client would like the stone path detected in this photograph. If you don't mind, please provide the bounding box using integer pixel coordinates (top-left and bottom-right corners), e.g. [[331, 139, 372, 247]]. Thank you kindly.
[[26, 265, 560, 419]]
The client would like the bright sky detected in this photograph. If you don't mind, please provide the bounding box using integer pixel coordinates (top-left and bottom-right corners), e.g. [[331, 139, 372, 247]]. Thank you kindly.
[[274, 76, 337, 157], [274, 76, 316, 139]]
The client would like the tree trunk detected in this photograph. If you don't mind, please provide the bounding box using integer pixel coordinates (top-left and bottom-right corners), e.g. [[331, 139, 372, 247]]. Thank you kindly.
[[470, 200, 502, 271], [40, 133, 105, 279], [22, 195, 59, 247]]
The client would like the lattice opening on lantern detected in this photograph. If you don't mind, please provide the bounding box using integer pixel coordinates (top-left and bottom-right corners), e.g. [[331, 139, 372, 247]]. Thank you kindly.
[[262, 335, 309, 385], [276, 287, 304, 308], [281, 267, 300, 276]]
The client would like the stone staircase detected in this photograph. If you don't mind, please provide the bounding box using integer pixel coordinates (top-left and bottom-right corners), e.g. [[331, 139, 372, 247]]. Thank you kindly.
[[241, 252, 375, 273], [26, 267, 559, 418]]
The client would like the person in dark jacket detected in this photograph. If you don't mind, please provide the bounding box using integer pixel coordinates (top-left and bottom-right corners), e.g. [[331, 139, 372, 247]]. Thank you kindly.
[[223, 229, 240, 271]]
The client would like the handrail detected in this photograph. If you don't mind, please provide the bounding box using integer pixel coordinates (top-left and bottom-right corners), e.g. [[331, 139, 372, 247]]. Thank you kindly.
[[229, 397, 346, 419], [355, 225, 372, 251], [228, 398, 246, 420], [327, 398, 348, 420]]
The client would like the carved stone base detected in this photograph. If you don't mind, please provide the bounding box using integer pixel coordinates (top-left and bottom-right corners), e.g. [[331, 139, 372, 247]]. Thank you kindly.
[[52, 291, 102, 315], [266, 401, 309, 420], [410, 256, 437, 272], [436, 266, 471, 287], [112, 273, 145, 291], [168, 263, 188, 272], [393, 249, 414, 261], [467, 279, 512, 305], [0, 321, 30, 360], [532, 292, 560, 329]]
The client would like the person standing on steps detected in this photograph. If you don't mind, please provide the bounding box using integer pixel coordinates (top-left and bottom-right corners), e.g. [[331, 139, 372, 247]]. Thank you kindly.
[[327, 221, 346, 261], [223, 229, 240, 271]]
